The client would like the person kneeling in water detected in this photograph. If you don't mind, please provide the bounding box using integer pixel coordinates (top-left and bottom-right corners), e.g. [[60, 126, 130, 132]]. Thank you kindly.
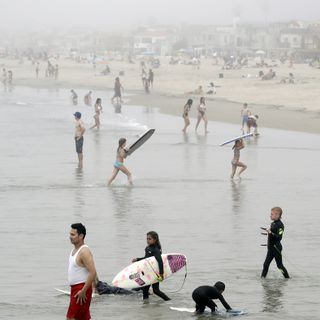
[[95, 279, 134, 295], [192, 282, 232, 314]]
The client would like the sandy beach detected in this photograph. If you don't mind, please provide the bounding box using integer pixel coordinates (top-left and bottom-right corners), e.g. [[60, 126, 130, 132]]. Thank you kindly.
[[1, 57, 320, 133]]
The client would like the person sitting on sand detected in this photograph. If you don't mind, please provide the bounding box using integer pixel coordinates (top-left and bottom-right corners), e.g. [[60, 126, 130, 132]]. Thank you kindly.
[[206, 82, 217, 95], [247, 115, 259, 135], [108, 138, 132, 185], [187, 85, 204, 95], [262, 69, 276, 81]]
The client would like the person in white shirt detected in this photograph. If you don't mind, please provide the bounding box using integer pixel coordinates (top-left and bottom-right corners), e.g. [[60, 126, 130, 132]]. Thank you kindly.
[[67, 223, 96, 320]]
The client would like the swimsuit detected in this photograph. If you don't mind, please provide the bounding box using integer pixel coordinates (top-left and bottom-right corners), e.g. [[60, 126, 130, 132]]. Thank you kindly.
[[114, 161, 123, 169], [232, 148, 240, 166]]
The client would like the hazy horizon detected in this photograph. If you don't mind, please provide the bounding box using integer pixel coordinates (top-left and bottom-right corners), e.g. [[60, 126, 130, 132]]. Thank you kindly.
[[0, 0, 320, 33]]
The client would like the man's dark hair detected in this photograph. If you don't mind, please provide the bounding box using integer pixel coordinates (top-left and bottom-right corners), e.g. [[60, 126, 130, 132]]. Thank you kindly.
[[71, 223, 86, 239], [214, 281, 225, 292]]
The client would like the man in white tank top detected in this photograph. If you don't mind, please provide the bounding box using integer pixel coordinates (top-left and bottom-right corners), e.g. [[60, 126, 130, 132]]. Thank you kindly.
[[67, 223, 96, 320]]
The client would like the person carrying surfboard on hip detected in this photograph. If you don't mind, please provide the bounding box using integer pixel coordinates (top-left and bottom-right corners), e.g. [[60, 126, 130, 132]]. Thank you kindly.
[[132, 231, 171, 301], [108, 138, 133, 186], [195, 97, 208, 134], [261, 207, 290, 279], [231, 139, 247, 179], [192, 282, 232, 314]]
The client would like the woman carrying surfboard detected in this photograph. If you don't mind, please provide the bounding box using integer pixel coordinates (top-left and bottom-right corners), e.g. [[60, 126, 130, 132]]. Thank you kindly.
[[231, 139, 247, 179], [107, 138, 133, 186], [132, 231, 171, 301], [195, 97, 208, 134], [182, 99, 193, 133]]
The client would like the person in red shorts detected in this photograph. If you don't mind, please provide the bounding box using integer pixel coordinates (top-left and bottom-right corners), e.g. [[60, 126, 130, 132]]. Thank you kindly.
[[67, 223, 97, 320]]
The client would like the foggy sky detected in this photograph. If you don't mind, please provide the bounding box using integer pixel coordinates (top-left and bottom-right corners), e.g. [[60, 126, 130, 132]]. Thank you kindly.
[[1, 0, 320, 32]]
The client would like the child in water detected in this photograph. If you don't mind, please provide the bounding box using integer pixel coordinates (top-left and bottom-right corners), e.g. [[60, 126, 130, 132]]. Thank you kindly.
[[192, 282, 232, 314], [107, 138, 132, 185], [231, 139, 247, 179], [261, 207, 290, 278], [132, 231, 171, 301]]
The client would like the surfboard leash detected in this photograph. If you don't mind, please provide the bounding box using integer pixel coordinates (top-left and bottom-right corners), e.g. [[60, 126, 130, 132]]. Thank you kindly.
[[168, 263, 188, 294], [146, 259, 188, 293]]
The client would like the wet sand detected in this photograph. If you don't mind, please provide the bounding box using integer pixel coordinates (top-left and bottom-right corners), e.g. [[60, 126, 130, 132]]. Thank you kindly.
[[1, 57, 320, 134], [128, 93, 320, 134]]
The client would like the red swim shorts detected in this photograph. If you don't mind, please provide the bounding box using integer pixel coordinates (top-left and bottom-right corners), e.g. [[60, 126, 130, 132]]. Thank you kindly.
[[66, 283, 92, 320]]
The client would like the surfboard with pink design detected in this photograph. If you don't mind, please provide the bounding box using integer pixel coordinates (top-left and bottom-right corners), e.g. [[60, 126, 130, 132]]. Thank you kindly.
[[112, 253, 187, 289]]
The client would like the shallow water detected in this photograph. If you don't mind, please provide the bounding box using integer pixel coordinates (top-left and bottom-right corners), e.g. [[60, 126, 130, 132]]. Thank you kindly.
[[0, 87, 319, 319]]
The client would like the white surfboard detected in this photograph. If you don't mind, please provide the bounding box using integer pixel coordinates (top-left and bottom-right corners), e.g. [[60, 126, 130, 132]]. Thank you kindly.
[[170, 307, 246, 316], [112, 253, 187, 289], [54, 288, 96, 297], [54, 288, 70, 295], [220, 133, 253, 146]]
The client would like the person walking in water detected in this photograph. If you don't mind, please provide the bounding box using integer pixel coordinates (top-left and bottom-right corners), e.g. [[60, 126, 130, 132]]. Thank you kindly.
[[74, 112, 85, 168], [195, 97, 208, 134], [107, 138, 132, 185], [67, 223, 97, 320], [132, 231, 171, 301], [261, 207, 290, 279], [148, 69, 154, 88], [90, 98, 103, 130], [71, 89, 78, 106], [192, 282, 232, 314], [241, 103, 251, 131], [111, 77, 123, 103], [84, 91, 92, 106], [230, 139, 247, 179], [182, 99, 193, 133]]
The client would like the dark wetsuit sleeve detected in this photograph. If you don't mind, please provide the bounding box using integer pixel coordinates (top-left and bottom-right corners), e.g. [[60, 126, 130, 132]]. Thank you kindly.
[[218, 293, 231, 310], [153, 247, 164, 275], [271, 223, 284, 242], [136, 248, 147, 261]]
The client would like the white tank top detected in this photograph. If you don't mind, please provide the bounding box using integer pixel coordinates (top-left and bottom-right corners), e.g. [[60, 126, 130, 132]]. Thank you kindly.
[[68, 245, 90, 285]]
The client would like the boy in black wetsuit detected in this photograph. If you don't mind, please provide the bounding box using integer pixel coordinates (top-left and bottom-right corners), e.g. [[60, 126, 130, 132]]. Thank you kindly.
[[192, 282, 232, 313], [261, 207, 290, 278]]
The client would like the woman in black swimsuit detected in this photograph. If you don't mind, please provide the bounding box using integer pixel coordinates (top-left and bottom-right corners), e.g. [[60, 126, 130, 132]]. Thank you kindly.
[[182, 99, 193, 133]]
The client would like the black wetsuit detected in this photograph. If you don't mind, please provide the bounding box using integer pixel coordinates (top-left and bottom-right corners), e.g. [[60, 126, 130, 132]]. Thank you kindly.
[[136, 245, 170, 301], [192, 286, 231, 313], [261, 219, 290, 278], [96, 281, 134, 295]]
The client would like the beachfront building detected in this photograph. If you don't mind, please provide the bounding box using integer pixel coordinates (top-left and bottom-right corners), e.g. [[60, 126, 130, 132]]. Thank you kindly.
[[132, 27, 177, 56]]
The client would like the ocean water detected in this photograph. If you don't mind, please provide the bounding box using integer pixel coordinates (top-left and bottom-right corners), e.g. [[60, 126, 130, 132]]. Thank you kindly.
[[0, 87, 319, 319]]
